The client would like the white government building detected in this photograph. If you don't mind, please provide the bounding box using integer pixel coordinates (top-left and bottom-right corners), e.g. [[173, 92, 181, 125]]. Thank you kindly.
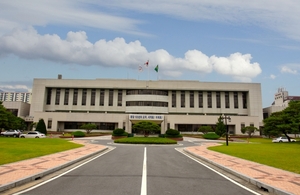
[[29, 76, 263, 135]]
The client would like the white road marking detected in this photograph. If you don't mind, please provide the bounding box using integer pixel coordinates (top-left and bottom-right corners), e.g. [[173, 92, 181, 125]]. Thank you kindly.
[[140, 147, 147, 195], [175, 148, 261, 195], [13, 147, 115, 195]]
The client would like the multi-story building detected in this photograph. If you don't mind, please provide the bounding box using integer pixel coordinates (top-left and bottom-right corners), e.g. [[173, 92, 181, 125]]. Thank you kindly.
[[263, 88, 300, 119], [30, 76, 263, 134], [0, 92, 32, 104]]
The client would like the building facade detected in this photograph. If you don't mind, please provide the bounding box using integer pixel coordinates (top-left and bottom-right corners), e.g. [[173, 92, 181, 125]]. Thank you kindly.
[[263, 88, 300, 119], [30, 77, 263, 135]]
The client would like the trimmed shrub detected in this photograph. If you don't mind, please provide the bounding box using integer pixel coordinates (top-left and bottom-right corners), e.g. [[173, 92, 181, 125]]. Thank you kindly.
[[165, 129, 180, 136], [72, 131, 85, 137], [203, 132, 220, 140], [112, 128, 128, 136]]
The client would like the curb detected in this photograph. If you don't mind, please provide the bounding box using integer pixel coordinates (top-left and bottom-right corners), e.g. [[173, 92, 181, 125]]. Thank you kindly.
[[0, 147, 108, 193], [183, 148, 293, 195]]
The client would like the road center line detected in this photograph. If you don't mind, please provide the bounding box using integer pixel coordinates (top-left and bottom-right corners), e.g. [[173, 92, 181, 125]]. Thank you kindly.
[[140, 147, 147, 195]]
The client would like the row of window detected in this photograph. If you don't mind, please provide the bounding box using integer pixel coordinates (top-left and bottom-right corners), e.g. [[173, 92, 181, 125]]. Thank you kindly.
[[47, 88, 123, 107], [46, 88, 247, 109], [0, 93, 31, 102], [172, 91, 247, 109], [126, 89, 168, 96]]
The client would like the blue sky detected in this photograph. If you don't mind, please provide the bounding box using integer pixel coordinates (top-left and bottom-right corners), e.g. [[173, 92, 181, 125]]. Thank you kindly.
[[0, 0, 300, 107]]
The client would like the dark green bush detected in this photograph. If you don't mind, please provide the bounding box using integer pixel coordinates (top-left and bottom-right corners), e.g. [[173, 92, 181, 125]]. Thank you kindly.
[[112, 128, 128, 136], [127, 133, 134, 137], [72, 131, 85, 137], [113, 128, 125, 135], [165, 129, 180, 136], [203, 132, 220, 140]]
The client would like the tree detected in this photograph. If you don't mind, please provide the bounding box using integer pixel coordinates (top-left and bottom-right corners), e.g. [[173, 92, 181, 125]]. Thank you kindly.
[[80, 123, 97, 134], [0, 102, 26, 131], [241, 126, 258, 138], [36, 119, 47, 135], [215, 116, 226, 136], [0, 102, 9, 130], [263, 101, 300, 142], [132, 121, 160, 137], [198, 126, 213, 134]]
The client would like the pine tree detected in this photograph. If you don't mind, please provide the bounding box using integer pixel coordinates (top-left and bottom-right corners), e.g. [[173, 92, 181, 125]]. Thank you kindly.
[[215, 116, 226, 136], [36, 119, 47, 135]]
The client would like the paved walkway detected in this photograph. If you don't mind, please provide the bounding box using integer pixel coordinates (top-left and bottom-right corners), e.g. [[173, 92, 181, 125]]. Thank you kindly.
[[0, 137, 299, 195], [184, 142, 300, 195], [0, 139, 108, 193]]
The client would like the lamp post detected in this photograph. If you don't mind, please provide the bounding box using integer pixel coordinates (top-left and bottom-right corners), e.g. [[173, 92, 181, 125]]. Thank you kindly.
[[221, 115, 231, 146]]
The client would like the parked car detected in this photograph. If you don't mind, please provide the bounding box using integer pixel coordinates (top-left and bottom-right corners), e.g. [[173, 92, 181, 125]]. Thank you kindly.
[[0, 130, 21, 137], [272, 136, 296, 143], [20, 131, 46, 138]]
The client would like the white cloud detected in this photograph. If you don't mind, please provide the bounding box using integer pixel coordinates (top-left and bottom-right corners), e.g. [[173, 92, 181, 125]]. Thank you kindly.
[[210, 53, 262, 82], [280, 65, 299, 74], [0, 28, 262, 82], [270, 74, 276, 79], [90, 0, 300, 41], [0, 0, 145, 36], [0, 1, 300, 40], [0, 85, 31, 92]]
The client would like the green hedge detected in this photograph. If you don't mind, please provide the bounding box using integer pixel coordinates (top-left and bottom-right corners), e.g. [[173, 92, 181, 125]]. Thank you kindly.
[[165, 129, 180, 136], [203, 132, 220, 140], [72, 131, 85, 137], [112, 128, 128, 136]]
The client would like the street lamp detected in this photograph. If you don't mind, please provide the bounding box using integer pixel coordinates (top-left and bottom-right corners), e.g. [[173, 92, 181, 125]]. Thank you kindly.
[[221, 115, 231, 146]]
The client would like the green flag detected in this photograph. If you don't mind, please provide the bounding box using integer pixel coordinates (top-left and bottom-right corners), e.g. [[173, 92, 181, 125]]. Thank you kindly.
[[154, 65, 159, 72]]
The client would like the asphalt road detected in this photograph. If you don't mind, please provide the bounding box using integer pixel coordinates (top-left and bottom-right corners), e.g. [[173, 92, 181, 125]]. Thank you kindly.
[[14, 139, 261, 195]]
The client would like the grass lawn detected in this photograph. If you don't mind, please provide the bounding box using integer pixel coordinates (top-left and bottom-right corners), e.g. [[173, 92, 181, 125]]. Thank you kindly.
[[114, 137, 177, 144], [208, 138, 300, 174], [0, 137, 83, 165]]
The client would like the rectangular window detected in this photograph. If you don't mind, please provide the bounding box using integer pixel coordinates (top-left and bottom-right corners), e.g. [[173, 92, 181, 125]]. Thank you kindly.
[[216, 91, 221, 108], [172, 91, 176, 108], [46, 88, 52, 105], [234, 92, 238, 109], [198, 91, 203, 108], [242, 92, 247, 109], [181, 91, 185, 108], [100, 89, 104, 106], [64, 89, 69, 105], [225, 92, 229, 108], [190, 91, 194, 108], [73, 89, 78, 105], [241, 123, 245, 130], [109, 89, 114, 106], [82, 89, 87, 106], [118, 90, 122, 106], [91, 89, 96, 106], [55, 88, 61, 105], [207, 91, 212, 108], [47, 119, 52, 129]]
